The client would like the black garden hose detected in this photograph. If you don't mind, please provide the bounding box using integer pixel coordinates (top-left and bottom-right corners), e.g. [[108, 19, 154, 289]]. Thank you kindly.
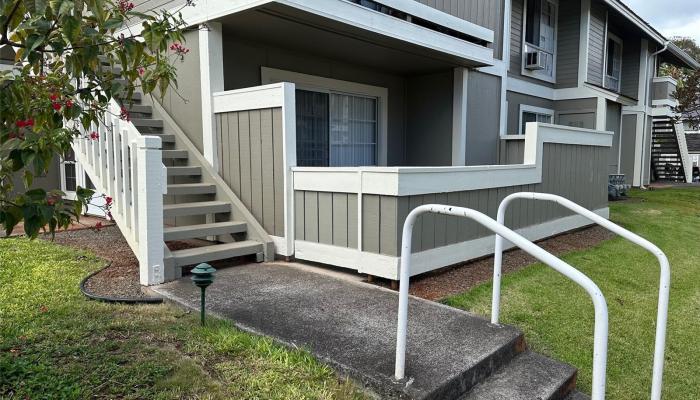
[[80, 262, 163, 304]]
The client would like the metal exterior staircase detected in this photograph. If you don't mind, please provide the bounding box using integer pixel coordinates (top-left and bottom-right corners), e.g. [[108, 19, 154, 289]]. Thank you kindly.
[[122, 91, 272, 279], [650, 117, 690, 182]]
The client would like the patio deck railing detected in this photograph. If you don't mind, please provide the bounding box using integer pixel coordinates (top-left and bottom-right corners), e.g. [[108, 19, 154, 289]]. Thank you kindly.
[[291, 123, 614, 279]]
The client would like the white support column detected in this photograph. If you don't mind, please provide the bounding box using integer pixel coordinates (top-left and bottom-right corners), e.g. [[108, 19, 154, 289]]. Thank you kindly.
[[199, 21, 224, 170], [135, 136, 165, 285], [281, 82, 297, 257], [452, 67, 468, 166], [596, 97, 607, 131], [578, 0, 591, 86]]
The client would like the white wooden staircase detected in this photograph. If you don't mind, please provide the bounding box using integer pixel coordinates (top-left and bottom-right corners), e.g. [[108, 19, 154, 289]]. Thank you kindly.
[[73, 62, 273, 285]]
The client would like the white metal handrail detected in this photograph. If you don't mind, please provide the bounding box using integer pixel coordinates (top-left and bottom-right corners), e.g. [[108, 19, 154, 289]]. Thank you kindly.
[[72, 98, 167, 285], [395, 204, 609, 400], [492, 192, 670, 400]]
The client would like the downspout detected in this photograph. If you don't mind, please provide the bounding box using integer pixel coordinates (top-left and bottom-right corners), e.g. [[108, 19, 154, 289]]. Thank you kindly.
[[639, 41, 669, 189]]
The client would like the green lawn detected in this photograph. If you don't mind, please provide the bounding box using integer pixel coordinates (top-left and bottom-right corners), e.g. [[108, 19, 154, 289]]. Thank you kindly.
[[445, 188, 700, 399], [0, 238, 363, 400]]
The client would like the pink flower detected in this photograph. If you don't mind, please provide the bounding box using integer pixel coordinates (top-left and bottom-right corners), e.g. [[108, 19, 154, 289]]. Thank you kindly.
[[119, 107, 130, 121], [52, 102, 61, 111], [94, 221, 103, 231], [138, 67, 145, 76], [65, 99, 73, 108], [89, 131, 99, 140], [105, 196, 113, 206], [49, 93, 59, 101]]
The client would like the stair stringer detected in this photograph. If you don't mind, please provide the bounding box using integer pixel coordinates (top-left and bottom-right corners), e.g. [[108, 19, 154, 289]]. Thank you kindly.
[[149, 99, 275, 261], [672, 119, 693, 183]]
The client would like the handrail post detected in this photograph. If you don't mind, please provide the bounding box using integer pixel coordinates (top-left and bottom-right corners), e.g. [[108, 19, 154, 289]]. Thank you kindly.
[[493, 192, 670, 400], [396, 204, 608, 400], [135, 135, 165, 285]]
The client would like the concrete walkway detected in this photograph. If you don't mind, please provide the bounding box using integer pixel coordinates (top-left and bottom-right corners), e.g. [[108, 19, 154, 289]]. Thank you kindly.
[[153, 263, 580, 400]]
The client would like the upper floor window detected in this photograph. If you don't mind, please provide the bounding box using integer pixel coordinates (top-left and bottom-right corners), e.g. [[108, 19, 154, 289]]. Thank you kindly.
[[604, 33, 623, 92], [522, 0, 558, 82]]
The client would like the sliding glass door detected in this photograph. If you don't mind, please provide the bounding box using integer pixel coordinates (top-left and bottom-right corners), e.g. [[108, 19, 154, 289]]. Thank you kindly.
[[296, 89, 378, 167]]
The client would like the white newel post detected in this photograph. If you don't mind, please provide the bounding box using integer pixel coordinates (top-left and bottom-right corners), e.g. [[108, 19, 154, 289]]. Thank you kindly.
[[199, 21, 224, 170], [135, 136, 165, 285]]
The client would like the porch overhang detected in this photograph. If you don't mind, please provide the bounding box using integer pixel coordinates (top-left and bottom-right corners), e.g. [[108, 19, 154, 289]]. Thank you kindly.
[[133, 0, 495, 68]]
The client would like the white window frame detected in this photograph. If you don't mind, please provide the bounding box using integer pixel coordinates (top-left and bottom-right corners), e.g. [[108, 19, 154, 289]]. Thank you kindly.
[[518, 104, 555, 135], [603, 31, 623, 93], [521, 0, 559, 84], [261, 67, 389, 166]]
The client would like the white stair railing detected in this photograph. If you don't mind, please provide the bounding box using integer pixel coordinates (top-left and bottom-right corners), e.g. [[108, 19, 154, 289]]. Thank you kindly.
[[395, 204, 609, 400], [672, 120, 693, 183], [73, 99, 167, 285], [492, 192, 670, 400]]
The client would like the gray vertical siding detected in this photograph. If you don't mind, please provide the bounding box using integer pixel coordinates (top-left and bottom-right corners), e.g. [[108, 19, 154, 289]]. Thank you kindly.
[[415, 0, 505, 59], [466, 71, 502, 165], [295, 191, 358, 248], [555, 0, 581, 88], [554, 98, 597, 129], [498, 139, 525, 164], [620, 37, 641, 99], [587, 1, 606, 87], [620, 114, 638, 184], [605, 101, 622, 174], [296, 143, 609, 257], [510, 0, 524, 74], [216, 108, 285, 236]]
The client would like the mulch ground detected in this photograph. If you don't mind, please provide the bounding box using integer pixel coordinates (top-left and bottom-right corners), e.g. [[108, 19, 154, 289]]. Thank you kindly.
[[372, 225, 615, 301], [36, 221, 614, 302]]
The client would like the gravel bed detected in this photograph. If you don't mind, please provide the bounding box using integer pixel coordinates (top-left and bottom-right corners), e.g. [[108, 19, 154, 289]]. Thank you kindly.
[[375, 225, 615, 301]]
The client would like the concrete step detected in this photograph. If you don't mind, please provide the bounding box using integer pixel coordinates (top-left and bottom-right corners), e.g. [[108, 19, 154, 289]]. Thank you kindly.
[[460, 351, 577, 400], [162, 150, 188, 159], [170, 240, 263, 267], [163, 201, 230, 217], [565, 391, 590, 400], [164, 221, 247, 241], [116, 91, 141, 103], [132, 118, 163, 128], [167, 183, 217, 195], [167, 166, 201, 176], [125, 104, 152, 116]]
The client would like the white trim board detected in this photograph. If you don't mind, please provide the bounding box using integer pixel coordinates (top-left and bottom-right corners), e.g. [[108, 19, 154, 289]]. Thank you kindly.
[[121, 0, 495, 67], [212, 83, 286, 113], [292, 123, 613, 196], [294, 207, 610, 280], [261, 67, 389, 166]]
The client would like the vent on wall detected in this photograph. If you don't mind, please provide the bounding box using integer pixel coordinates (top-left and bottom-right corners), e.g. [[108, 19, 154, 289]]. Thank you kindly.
[[347, 0, 490, 47]]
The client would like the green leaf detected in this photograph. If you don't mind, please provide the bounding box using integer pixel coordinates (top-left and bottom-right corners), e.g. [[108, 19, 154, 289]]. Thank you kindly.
[[22, 170, 33, 188], [103, 17, 123, 31]]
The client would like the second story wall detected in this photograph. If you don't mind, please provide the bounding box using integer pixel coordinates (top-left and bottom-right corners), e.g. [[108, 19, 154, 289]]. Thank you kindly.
[[587, 0, 606, 87], [416, 0, 505, 59]]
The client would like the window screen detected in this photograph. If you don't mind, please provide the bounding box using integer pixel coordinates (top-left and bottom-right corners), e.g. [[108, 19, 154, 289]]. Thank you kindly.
[[296, 90, 329, 167]]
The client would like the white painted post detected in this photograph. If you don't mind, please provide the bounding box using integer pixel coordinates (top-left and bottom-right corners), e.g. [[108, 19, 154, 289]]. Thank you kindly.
[[135, 136, 165, 285], [122, 127, 133, 230], [492, 192, 670, 400], [199, 21, 224, 170], [282, 82, 297, 257], [451, 67, 468, 166]]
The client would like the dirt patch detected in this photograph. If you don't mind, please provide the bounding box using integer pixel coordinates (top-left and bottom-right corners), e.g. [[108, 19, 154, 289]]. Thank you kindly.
[[373, 225, 615, 301]]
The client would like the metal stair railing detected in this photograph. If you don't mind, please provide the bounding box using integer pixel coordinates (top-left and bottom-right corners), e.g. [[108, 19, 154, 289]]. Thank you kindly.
[[492, 192, 670, 400], [72, 98, 167, 285], [394, 204, 609, 400]]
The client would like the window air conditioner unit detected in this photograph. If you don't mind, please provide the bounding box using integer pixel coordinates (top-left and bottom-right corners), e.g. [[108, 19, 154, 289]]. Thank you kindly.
[[525, 51, 546, 70]]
